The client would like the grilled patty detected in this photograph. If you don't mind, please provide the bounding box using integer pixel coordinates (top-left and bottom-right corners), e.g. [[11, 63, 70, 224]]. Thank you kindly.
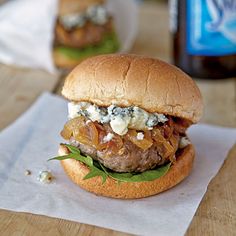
[[55, 19, 113, 48], [70, 134, 179, 173]]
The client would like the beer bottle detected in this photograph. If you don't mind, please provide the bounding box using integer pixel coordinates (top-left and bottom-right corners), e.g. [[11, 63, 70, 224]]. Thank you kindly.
[[170, 0, 236, 79]]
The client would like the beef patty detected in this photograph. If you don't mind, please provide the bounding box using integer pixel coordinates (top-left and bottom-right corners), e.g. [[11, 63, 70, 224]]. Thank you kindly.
[[55, 19, 113, 48], [70, 134, 179, 173]]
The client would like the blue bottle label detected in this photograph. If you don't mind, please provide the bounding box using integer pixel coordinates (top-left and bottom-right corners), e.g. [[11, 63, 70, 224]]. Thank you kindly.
[[187, 0, 236, 56]]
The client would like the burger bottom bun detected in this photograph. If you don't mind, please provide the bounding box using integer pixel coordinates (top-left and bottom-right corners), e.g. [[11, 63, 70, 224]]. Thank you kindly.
[[53, 49, 84, 70], [58, 144, 195, 199]]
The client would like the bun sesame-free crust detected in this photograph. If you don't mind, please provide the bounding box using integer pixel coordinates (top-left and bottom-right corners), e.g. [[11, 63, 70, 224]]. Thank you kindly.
[[58, 144, 195, 199], [62, 54, 203, 123]]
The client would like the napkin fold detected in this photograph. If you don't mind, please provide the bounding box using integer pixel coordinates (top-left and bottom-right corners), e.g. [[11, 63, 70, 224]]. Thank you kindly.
[[0, 93, 235, 236]]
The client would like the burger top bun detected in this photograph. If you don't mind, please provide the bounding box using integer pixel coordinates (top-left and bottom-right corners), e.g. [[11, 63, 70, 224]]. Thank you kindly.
[[59, 0, 105, 16], [62, 54, 203, 123]]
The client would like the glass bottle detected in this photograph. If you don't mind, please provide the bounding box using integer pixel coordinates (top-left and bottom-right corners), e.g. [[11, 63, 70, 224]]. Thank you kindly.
[[170, 0, 236, 79]]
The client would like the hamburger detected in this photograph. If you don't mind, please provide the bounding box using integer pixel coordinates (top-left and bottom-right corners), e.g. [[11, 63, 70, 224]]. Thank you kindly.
[[53, 0, 119, 69], [51, 54, 203, 199]]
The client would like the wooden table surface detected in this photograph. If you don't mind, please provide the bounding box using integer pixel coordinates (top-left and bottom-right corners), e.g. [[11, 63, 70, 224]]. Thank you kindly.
[[0, 2, 236, 236]]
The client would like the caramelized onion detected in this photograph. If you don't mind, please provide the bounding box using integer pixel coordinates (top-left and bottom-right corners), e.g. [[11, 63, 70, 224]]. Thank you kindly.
[[61, 117, 99, 148], [61, 116, 182, 160], [97, 130, 108, 150], [60, 117, 85, 140], [169, 134, 179, 153], [152, 128, 174, 158], [126, 130, 153, 150], [173, 118, 191, 134], [74, 121, 99, 147], [104, 134, 124, 156]]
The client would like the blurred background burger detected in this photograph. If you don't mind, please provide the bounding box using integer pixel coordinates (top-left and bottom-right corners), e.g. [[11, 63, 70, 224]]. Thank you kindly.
[[53, 0, 120, 69]]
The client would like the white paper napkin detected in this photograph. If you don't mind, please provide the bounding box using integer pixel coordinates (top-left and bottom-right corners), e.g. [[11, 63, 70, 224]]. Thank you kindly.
[[0, 93, 235, 236], [0, 0, 58, 73], [0, 0, 138, 73]]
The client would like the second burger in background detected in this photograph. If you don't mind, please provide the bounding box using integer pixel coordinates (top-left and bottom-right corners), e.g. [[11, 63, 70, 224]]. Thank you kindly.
[[54, 0, 119, 69]]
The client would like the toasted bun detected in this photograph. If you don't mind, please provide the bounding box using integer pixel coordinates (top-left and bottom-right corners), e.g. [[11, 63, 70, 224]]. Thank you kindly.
[[58, 144, 195, 199], [62, 54, 203, 123], [59, 0, 105, 16]]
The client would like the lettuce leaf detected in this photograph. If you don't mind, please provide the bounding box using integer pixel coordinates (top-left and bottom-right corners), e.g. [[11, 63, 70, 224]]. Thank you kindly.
[[55, 32, 120, 60], [49, 144, 171, 183]]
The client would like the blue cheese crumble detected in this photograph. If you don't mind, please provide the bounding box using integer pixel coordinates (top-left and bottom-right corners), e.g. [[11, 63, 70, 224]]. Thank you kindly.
[[37, 171, 53, 184], [59, 5, 108, 30], [103, 133, 114, 143], [136, 132, 144, 140], [68, 102, 168, 135], [60, 14, 86, 30], [179, 137, 191, 148]]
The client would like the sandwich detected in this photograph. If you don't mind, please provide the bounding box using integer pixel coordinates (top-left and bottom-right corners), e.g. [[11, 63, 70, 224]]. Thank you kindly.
[[53, 0, 119, 69], [51, 54, 203, 199]]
